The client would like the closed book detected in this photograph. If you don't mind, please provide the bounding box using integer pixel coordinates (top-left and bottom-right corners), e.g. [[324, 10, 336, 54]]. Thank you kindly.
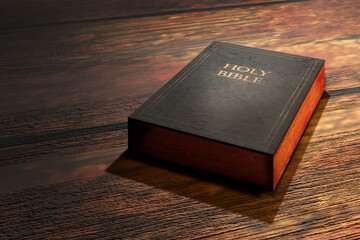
[[128, 41, 325, 190]]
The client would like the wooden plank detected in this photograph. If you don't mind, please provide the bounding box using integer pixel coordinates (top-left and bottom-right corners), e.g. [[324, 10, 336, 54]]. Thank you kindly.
[[0, 88, 359, 168], [0, 0, 359, 238], [0, 127, 358, 239], [0, 148, 124, 193], [0, 0, 289, 29], [0, 128, 127, 167], [1, 91, 359, 188], [1, 0, 359, 115], [0, 96, 148, 138], [0, 96, 147, 166]]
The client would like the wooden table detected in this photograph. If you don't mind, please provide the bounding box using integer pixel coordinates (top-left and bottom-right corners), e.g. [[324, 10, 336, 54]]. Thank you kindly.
[[1, 0, 359, 238]]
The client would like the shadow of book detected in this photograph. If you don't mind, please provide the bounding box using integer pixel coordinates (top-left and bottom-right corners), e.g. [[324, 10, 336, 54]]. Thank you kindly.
[[107, 93, 329, 223]]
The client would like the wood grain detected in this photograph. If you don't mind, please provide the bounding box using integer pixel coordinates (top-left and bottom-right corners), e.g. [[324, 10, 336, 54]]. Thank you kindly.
[[0, 0, 292, 29], [1, 125, 359, 238], [0, 96, 149, 166], [0, 0, 359, 239], [1, 0, 359, 114]]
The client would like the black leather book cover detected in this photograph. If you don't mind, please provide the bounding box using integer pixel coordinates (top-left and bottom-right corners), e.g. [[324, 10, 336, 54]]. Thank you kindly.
[[129, 41, 325, 155]]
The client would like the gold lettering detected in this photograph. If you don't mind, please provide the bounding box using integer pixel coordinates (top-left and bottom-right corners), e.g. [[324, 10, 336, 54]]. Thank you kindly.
[[217, 70, 228, 76], [217, 63, 271, 84], [233, 73, 243, 80], [253, 77, 262, 84], [233, 74, 251, 81], [260, 70, 271, 76], [237, 66, 250, 72], [250, 68, 258, 75], [223, 63, 232, 69]]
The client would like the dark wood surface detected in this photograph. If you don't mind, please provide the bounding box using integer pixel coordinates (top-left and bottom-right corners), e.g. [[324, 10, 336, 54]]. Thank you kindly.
[[1, 0, 359, 239]]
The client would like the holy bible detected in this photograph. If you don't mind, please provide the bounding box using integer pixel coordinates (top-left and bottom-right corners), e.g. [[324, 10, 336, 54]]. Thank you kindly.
[[128, 41, 325, 190]]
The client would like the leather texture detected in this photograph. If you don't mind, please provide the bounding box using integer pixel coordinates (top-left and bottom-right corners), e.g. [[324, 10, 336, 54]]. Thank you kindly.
[[130, 41, 325, 155]]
